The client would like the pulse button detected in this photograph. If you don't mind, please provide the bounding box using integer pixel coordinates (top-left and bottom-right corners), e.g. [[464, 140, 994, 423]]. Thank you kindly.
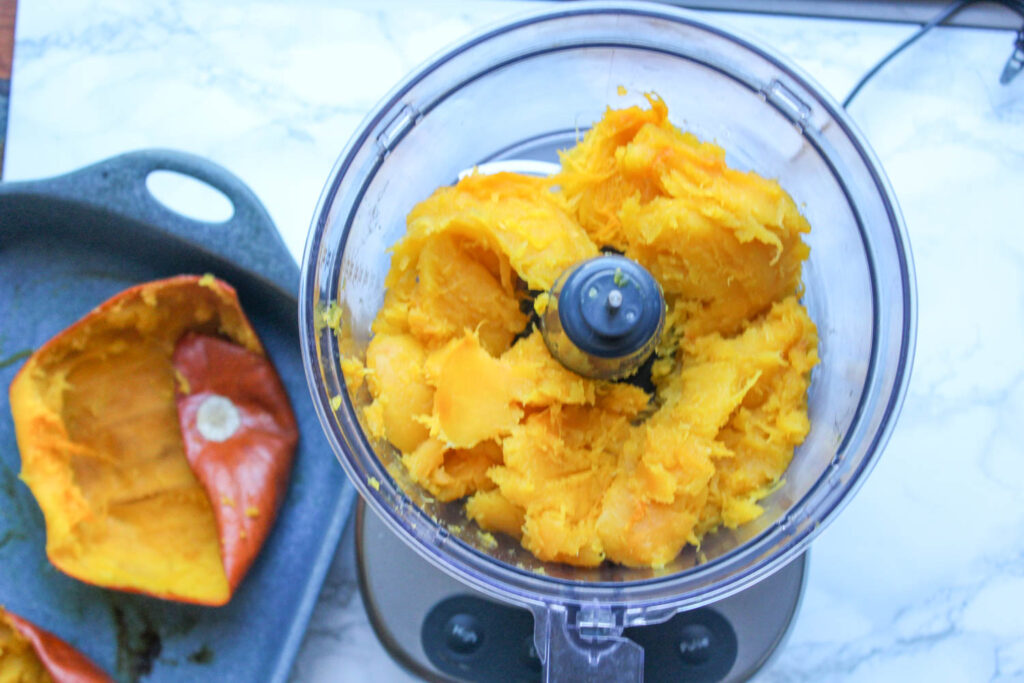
[[677, 623, 714, 665], [443, 613, 484, 655]]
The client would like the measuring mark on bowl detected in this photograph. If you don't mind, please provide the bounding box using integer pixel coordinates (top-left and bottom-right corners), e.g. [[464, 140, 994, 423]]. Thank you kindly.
[[376, 105, 422, 156]]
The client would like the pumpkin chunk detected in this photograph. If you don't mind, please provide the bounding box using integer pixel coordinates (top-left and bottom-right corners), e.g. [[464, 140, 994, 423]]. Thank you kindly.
[[348, 96, 818, 568], [1, 607, 112, 682]]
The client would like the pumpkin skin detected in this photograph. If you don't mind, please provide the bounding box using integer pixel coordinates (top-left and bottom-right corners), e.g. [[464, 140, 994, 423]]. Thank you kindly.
[[0, 607, 112, 683], [8, 275, 297, 605], [172, 332, 298, 593]]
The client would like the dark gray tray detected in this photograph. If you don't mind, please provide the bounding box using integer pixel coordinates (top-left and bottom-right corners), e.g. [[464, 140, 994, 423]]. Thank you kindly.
[[0, 150, 355, 682]]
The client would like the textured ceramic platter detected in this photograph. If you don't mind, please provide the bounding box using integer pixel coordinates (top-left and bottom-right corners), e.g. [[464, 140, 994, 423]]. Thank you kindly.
[[0, 150, 355, 682]]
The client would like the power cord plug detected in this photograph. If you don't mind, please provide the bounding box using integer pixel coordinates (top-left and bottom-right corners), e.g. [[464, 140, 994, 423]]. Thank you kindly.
[[1000, 28, 1024, 84]]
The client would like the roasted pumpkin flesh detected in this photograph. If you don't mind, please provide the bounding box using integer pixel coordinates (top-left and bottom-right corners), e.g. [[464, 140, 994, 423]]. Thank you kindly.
[[0, 614, 50, 682], [1, 607, 111, 682], [9, 275, 281, 605], [343, 95, 820, 568]]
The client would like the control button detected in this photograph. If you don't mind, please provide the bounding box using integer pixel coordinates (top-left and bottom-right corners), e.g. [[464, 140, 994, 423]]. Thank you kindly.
[[423, 595, 537, 679], [443, 613, 484, 655], [521, 634, 542, 672], [625, 607, 737, 681], [677, 623, 714, 665]]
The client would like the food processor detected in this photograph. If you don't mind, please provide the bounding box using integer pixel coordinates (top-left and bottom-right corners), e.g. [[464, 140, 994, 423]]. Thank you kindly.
[[299, 3, 916, 680]]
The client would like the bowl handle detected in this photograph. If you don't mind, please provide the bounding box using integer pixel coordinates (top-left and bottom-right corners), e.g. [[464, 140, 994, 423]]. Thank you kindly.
[[532, 604, 644, 681], [0, 149, 297, 296]]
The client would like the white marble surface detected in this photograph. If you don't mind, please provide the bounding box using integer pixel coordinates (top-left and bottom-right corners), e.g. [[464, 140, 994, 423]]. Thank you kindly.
[[7, 1, 1024, 681]]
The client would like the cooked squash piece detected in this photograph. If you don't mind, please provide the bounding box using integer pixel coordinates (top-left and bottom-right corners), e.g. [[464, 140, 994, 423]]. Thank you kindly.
[[350, 96, 818, 568], [364, 333, 434, 454], [0, 612, 50, 682], [400, 172, 599, 292], [407, 233, 527, 356], [9, 275, 295, 604], [428, 333, 522, 450], [2, 607, 111, 682]]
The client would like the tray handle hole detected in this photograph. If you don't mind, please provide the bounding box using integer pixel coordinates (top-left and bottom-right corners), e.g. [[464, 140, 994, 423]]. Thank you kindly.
[[146, 170, 234, 224]]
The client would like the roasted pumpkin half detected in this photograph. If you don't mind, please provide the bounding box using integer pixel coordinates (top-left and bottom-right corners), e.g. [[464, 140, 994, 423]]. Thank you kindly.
[[8, 275, 297, 605], [0, 607, 112, 682]]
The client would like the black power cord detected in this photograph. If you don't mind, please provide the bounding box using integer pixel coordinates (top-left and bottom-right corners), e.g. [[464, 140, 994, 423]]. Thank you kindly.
[[843, 0, 1024, 107]]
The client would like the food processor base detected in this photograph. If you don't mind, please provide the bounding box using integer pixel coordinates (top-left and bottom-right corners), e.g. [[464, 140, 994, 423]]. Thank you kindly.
[[356, 502, 806, 682]]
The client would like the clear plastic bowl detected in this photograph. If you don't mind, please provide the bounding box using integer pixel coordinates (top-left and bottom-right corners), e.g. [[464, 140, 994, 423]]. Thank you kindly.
[[300, 2, 916, 676]]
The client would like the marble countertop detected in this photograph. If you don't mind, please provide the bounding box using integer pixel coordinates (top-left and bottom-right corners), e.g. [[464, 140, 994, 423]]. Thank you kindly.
[[6, 1, 1024, 681]]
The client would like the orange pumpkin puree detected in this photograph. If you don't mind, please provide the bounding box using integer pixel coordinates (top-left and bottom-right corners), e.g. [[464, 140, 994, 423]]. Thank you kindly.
[[347, 95, 818, 568]]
